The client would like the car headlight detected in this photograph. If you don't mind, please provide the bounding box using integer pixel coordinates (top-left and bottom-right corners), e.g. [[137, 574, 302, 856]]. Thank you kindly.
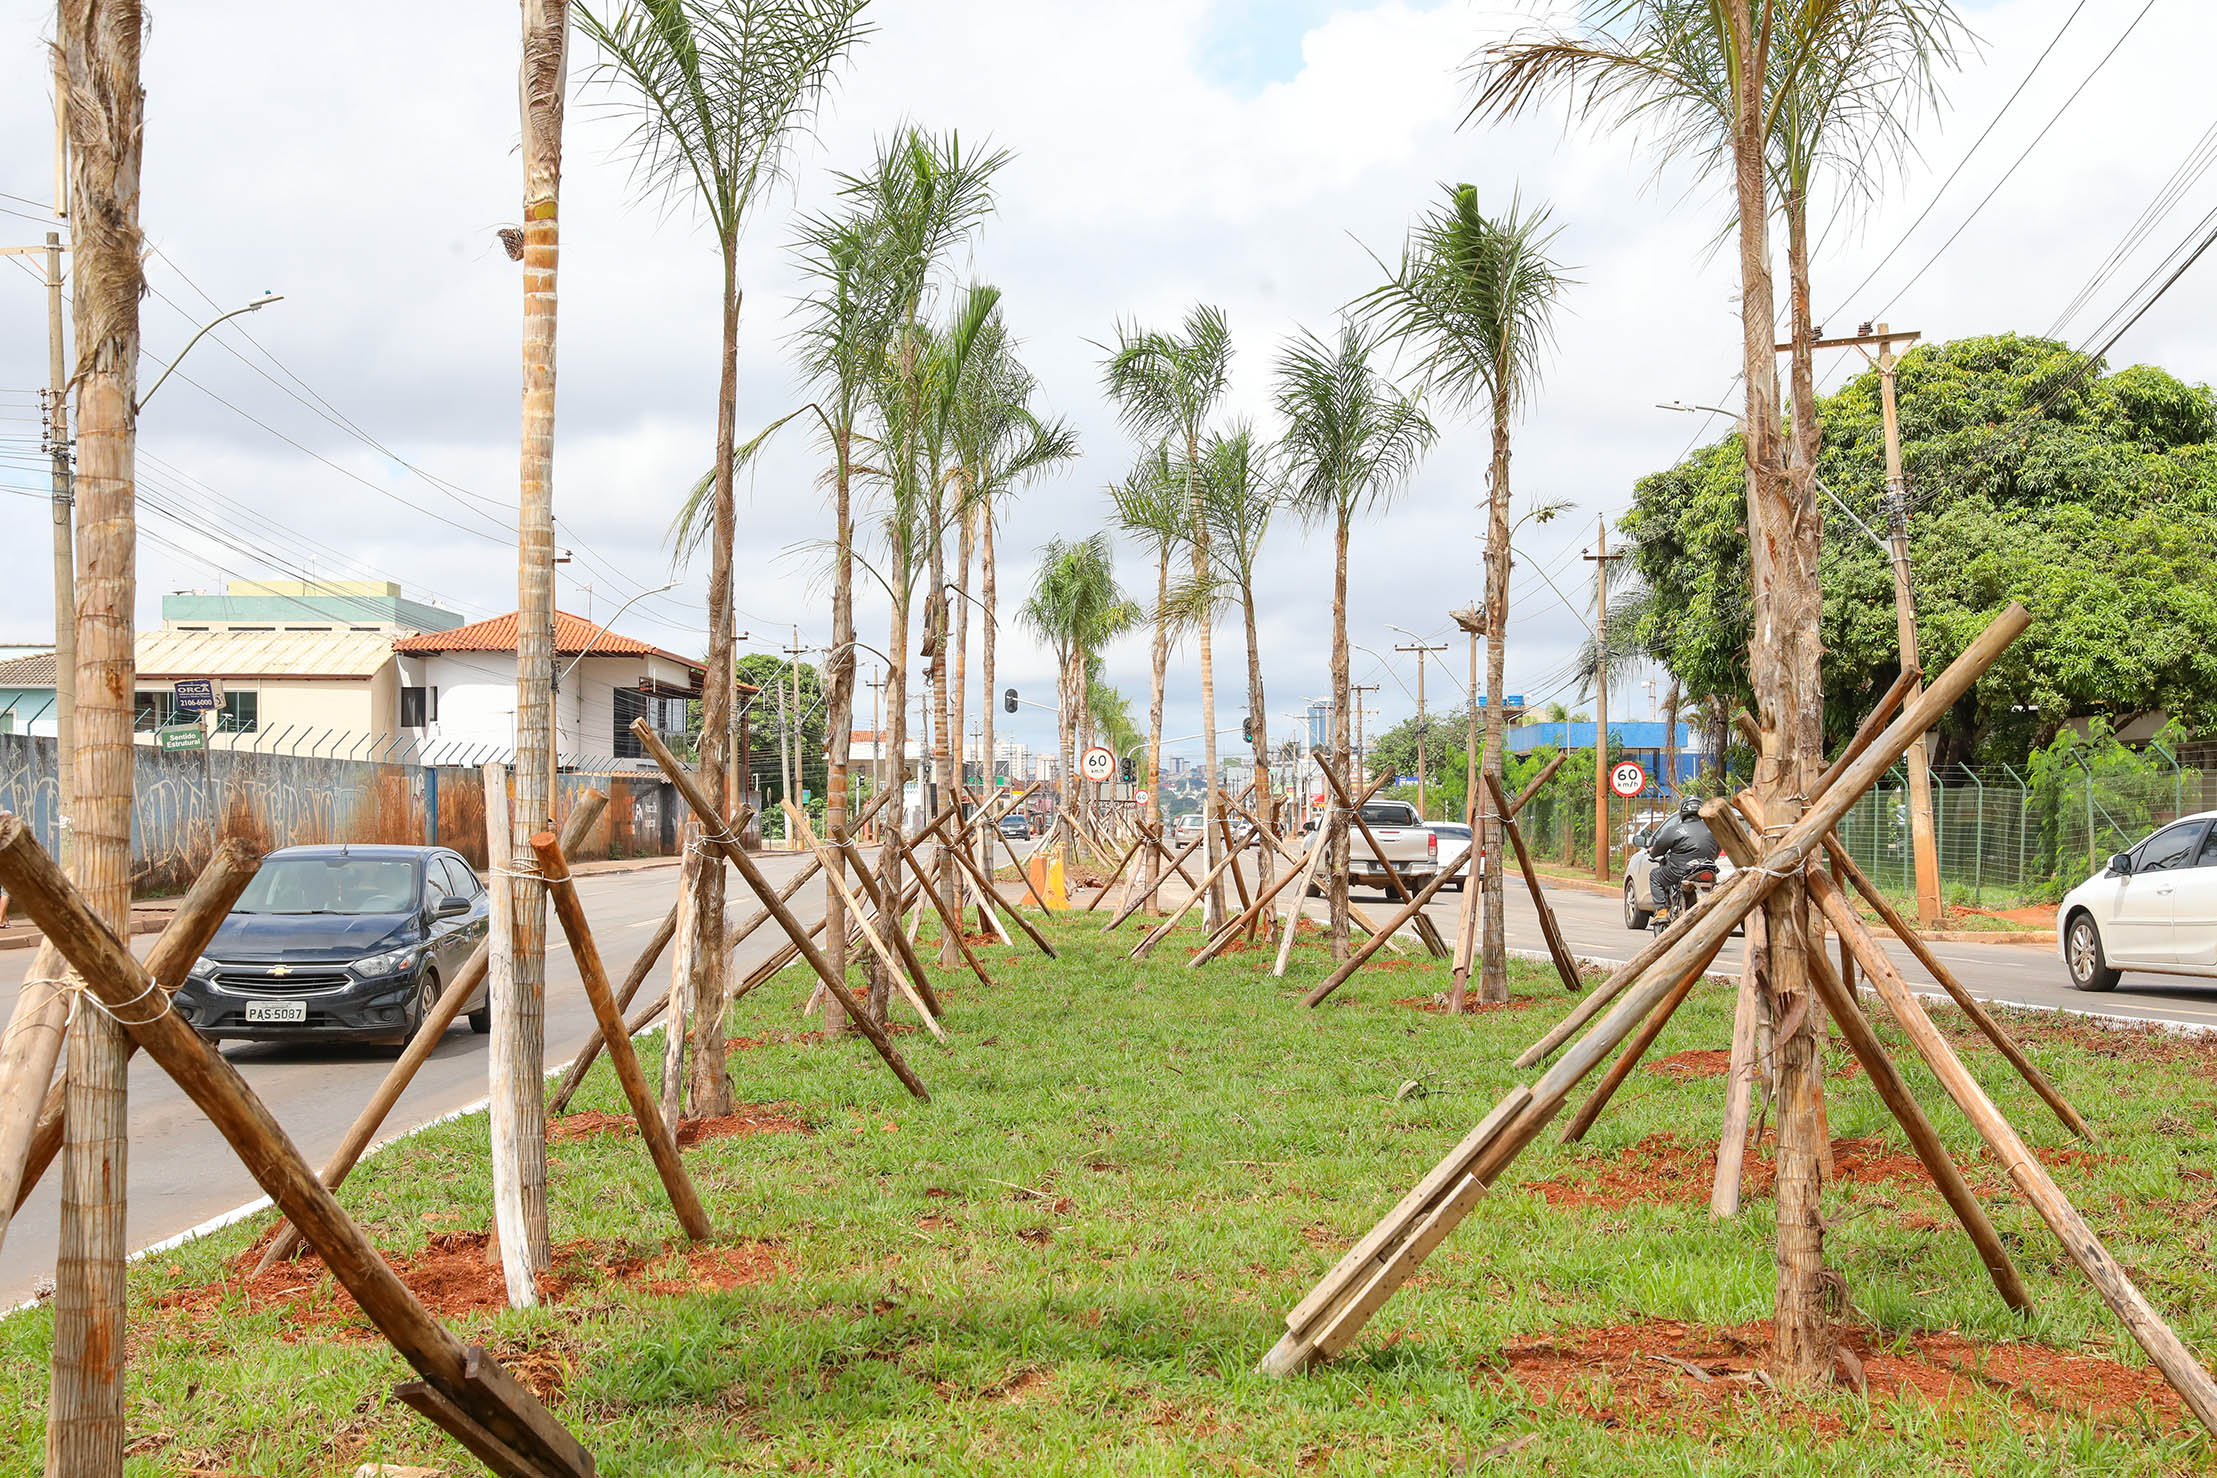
[[188, 955, 217, 980], [351, 945, 422, 979]]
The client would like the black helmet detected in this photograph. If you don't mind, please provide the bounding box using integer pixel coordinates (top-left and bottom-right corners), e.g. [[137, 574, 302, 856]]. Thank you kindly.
[[1679, 796, 1704, 819]]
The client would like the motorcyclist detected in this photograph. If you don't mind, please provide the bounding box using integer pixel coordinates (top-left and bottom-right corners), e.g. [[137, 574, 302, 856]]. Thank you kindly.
[[1647, 797, 1720, 910]]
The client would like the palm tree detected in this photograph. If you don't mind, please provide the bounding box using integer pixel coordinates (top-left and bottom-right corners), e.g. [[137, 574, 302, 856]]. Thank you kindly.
[[579, 0, 870, 1117], [1360, 187, 1568, 1005], [491, 0, 570, 1301], [1467, 0, 1958, 1391], [1195, 424, 1281, 868], [1108, 444, 1189, 908], [1020, 535, 1141, 872], [1101, 307, 1234, 927], [1274, 320, 1437, 964]]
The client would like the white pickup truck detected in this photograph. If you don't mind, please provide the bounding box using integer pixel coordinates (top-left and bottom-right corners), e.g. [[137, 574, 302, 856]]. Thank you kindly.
[[1302, 800, 1438, 894]]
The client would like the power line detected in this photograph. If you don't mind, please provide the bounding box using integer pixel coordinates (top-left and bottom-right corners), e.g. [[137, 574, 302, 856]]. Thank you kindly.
[[2048, 119, 2217, 341]]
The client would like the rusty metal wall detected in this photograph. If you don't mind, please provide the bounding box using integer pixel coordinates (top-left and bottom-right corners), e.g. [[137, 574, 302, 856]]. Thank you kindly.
[[0, 734, 682, 893]]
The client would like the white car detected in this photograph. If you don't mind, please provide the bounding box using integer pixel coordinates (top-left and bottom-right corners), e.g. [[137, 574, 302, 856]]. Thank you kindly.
[[1423, 821, 1477, 891], [2057, 811, 2217, 991]]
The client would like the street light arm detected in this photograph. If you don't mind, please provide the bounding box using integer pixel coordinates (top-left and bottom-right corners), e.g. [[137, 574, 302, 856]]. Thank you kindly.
[[136, 295, 284, 413], [557, 580, 678, 686]]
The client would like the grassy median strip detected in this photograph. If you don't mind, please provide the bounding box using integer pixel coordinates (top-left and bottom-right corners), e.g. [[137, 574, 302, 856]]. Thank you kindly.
[[2, 913, 2213, 1473]]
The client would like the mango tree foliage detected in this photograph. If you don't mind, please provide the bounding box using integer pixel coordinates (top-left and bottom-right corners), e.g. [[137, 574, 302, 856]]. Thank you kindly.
[[1624, 334, 2217, 763]]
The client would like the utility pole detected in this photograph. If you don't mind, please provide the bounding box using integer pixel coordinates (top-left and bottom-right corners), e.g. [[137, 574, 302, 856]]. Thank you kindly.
[[1583, 515, 1623, 880], [43, 232, 73, 857], [1394, 637, 1448, 819], [1875, 325, 1942, 927], [1350, 685, 1379, 778], [1772, 321, 1940, 923]]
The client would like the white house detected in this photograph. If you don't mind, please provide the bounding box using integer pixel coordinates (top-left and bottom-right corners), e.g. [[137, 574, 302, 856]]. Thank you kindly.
[[395, 611, 705, 768]]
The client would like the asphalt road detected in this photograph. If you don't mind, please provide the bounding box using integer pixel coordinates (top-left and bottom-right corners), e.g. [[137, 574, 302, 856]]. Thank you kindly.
[[6, 845, 2213, 1308], [0, 854, 813, 1308]]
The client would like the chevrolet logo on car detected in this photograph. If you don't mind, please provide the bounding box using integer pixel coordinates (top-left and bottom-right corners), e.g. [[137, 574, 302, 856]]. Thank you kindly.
[[265, 964, 292, 977]]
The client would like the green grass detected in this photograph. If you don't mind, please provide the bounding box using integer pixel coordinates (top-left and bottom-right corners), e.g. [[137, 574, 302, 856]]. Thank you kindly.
[[3, 907, 2214, 1474]]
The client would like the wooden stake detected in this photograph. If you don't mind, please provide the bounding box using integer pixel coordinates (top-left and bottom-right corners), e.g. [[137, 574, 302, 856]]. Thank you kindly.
[[1710, 959, 1762, 1219], [1084, 831, 1146, 912], [257, 794, 610, 1272], [1315, 754, 1447, 957], [1558, 941, 1724, 1144], [1823, 834, 2091, 1141], [0, 819, 594, 1476], [531, 832, 713, 1240], [1807, 866, 2217, 1430], [1485, 773, 1581, 994], [5, 839, 259, 1237], [1266, 603, 2034, 1371], [868, 830, 991, 987], [1131, 832, 1257, 961], [785, 802, 944, 1042], [1301, 844, 1473, 1006], [632, 719, 929, 1101], [944, 829, 1057, 958], [544, 900, 678, 1118], [1272, 827, 1330, 978]]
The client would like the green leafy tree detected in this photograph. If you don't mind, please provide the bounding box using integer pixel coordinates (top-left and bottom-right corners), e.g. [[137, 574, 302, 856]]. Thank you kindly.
[[1625, 335, 2217, 765], [1020, 534, 1141, 870]]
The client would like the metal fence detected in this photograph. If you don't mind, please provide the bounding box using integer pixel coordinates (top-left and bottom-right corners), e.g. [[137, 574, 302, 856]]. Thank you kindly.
[[1504, 748, 2217, 911], [0, 731, 691, 895]]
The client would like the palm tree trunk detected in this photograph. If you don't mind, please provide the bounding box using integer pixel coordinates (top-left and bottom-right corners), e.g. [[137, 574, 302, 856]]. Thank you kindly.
[[1189, 432, 1224, 930], [979, 506, 999, 929], [942, 504, 974, 965], [1059, 650, 1079, 875], [498, 0, 566, 1287], [823, 426, 855, 1035], [686, 241, 740, 1121], [1241, 579, 1272, 891], [1725, 0, 1830, 1389], [50, 4, 142, 1466], [1143, 543, 1169, 912], [928, 500, 958, 966], [1479, 394, 1513, 1004], [872, 577, 910, 1022], [1328, 510, 1353, 964]]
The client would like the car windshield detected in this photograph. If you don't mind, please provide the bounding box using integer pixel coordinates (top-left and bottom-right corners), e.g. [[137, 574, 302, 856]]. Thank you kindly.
[[234, 857, 419, 915], [1359, 804, 1415, 826]]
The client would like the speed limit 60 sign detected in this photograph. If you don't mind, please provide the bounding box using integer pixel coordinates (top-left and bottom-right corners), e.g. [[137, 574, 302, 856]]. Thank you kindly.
[[1079, 746, 1116, 782], [1609, 760, 1647, 798]]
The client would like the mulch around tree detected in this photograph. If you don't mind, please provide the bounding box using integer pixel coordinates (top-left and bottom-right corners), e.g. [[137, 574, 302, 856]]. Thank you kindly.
[[1397, 993, 1543, 1015], [1483, 1318, 2186, 1436], [156, 1231, 788, 1338], [547, 1105, 809, 1146], [1524, 1132, 1930, 1209]]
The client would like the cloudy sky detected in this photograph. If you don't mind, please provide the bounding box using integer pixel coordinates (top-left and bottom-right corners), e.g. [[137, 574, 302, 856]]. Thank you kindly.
[[0, 0, 2207, 764]]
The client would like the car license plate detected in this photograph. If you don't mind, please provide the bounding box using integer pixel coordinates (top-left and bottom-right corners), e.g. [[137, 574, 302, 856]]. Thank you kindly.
[[244, 1000, 306, 1024]]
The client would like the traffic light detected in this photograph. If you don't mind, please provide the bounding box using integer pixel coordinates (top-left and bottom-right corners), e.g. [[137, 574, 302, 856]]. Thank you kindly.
[[1003, 687, 1017, 714], [1120, 755, 1136, 784], [1240, 714, 1254, 743]]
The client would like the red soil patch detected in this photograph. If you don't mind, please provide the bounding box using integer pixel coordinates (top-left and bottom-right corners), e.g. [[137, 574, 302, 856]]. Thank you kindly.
[[1486, 1319, 2184, 1435], [1526, 1133, 1929, 1209], [158, 1231, 789, 1336], [1648, 1049, 1733, 1081], [1396, 993, 1542, 1015], [728, 1022, 919, 1055], [548, 1105, 808, 1145]]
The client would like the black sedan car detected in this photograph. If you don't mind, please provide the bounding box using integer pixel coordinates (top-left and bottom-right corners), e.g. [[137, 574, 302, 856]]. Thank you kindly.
[[997, 812, 1032, 840], [175, 844, 491, 1049]]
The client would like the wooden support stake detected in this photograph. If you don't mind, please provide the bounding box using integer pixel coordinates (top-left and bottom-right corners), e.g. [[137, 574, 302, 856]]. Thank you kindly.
[[946, 828, 1058, 958], [1485, 772, 1581, 994], [1230, 788, 1409, 956], [1823, 834, 2091, 1141], [632, 719, 930, 1101], [870, 830, 991, 987], [1302, 844, 1473, 1006], [1084, 831, 1147, 912], [1265, 603, 2035, 1371], [545, 901, 679, 1118], [1807, 867, 2217, 1430], [8, 839, 260, 1234], [531, 833, 713, 1239], [1813, 664, 1920, 801], [784, 802, 945, 1042], [1806, 944, 2030, 1311], [1315, 754, 1448, 957], [0, 818, 594, 1476], [1505, 750, 1568, 819], [1131, 832, 1258, 961], [1272, 828, 1331, 979], [254, 795, 611, 1273], [1710, 960, 1762, 1218], [1558, 945, 1723, 1144]]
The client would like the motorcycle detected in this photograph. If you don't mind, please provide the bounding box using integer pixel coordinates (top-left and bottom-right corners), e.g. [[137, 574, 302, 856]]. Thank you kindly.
[[1649, 862, 1719, 934]]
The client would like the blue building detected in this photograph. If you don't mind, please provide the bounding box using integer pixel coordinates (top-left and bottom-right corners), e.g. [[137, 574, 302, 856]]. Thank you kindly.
[[1506, 720, 1714, 798]]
